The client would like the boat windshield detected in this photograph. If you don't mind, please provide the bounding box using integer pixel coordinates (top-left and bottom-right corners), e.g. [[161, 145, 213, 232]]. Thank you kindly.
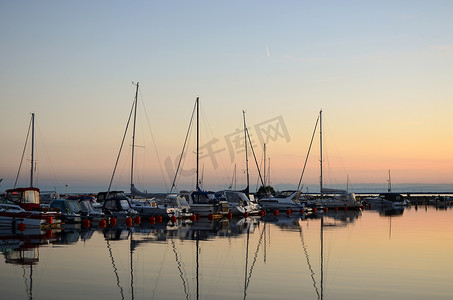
[[176, 196, 190, 207], [80, 200, 94, 212], [192, 192, 215, 204], [66, 201, 81, 213], [276, 191, 295, 198], [119, 199, 131, 210], [225, 191, 248, 204]]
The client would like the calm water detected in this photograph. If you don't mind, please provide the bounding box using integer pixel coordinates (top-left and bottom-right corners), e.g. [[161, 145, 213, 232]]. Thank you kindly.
[[1, 205, 453, 300]]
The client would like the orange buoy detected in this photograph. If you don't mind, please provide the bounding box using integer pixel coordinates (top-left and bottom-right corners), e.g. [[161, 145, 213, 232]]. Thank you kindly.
[[190, 215, 196, 221], [126, 217, 133, 227], [286, 209, 292, 215], [110, 217, 117, 226], [208, 213, 214, 220], [149, 216, 156, 224], [323, 207, 328, 213], [170, 216, 177, 223], [334, 206, 339, 212], [99, 219, 107, 228], [227, 212, 233, 219], [134, 216, 141, 224], [18, 222, 26, 231], [82, 219, 91, 228], [46, 229, 53, 238], [313, 207, 317, 213], [195, 213, 201, 220], [273, 209, 279, 216], [46, 216, 53, 224], [244, 212, 249, 218], [259, 210, 265, 217], [156, 215, 163, 223]]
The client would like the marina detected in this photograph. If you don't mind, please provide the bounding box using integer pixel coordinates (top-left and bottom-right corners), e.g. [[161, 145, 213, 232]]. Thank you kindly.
[[2, 2, 453, 299], [1, 204, 452, 299]]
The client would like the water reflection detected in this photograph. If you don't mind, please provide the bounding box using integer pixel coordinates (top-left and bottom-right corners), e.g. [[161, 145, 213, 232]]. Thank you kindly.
[[1, 206, 452, 300]]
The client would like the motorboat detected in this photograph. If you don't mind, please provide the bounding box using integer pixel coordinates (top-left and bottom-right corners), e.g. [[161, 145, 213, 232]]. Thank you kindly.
[[180, 190, 229, 218], [48, 199, 82, 223], [259, 190, 305, 211], [96, 191, 138, 218], [378, 193, 410, 206], [215, 190, 261, 215], [362, 196, 395, 208], [2, 187, 61, 229]]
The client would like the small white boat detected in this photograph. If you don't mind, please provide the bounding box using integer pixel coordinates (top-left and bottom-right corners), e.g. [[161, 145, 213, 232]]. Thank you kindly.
[[215, 190, 261, 215], [259, 190, 305, 211], [0, 202, 60, 228], [97, 191, 138, 218], [363, 196, 395, 208], [180, 190, 229, 217]]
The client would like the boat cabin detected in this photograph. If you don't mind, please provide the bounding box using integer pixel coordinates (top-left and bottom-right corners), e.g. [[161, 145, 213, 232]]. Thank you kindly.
[[5, 187, 40, 211]]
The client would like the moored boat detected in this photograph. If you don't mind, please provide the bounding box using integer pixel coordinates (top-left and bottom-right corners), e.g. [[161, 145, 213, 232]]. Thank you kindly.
[[259, 190, 306, 211]]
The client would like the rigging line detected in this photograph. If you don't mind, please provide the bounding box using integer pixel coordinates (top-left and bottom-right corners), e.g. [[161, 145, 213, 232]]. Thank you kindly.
[[151, 240, 170, 300], [298, 115, 320, 191], [245, 221, 266, 292], [299, 225, 320, 299], [36, 121, 60, 189], [171, 237, 191, 300], [15, 115, 32, 188], [106, 238, 125, 300], [243, 227, 250, 300], [107, 98, 135, 194], [140, 91, 170, 192], [246, 127, 266, 194], [170, 100, 197, 193]]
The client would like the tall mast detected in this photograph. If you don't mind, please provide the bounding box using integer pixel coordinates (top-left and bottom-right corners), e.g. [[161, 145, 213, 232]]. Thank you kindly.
[[320, 110, 323, 196], [130, 82, 139, 191], [242, 110, 250, 194], [196, 97, 200, 190], [387, 169, 391, 192], [30, 113, 35, 187]]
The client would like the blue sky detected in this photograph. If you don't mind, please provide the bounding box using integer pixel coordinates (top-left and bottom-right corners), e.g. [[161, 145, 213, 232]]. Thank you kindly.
[[1, 1, 453, 193]]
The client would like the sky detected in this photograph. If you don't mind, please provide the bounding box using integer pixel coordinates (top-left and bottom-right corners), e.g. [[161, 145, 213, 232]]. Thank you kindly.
[[1, 1, 452, 194]]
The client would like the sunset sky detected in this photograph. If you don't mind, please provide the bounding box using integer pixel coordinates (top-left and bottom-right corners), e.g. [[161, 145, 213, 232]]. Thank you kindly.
[[1, 1, 452, 193]]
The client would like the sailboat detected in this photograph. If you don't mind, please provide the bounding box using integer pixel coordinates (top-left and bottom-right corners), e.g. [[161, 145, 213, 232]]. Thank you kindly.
[[176, 97, 229, 217], [216, 111, 262, 216], [1, 113, 62, 229], [377, 170, 410, 206], [310, 110, 362, 210], [97, 83, 173, 218]]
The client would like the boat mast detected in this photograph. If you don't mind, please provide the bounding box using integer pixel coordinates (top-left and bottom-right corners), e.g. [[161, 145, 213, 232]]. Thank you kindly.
[[196, 97, 200, 190], [387, 169, 391, 192], [320, 110, 323, 197], [130, 82, 139, 193], [242, 110, 250, 194], [30, 112, 35, 187]]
